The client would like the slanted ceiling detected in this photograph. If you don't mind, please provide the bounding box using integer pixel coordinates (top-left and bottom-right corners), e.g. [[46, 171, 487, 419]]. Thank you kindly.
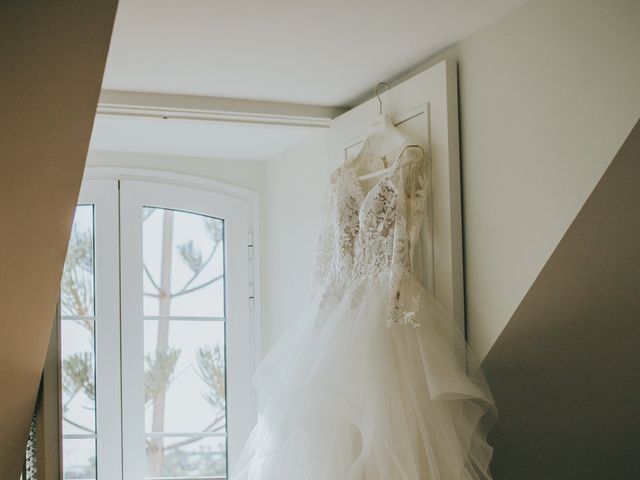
[[0, 1, 118, 477], [483, 120, 640, 479]]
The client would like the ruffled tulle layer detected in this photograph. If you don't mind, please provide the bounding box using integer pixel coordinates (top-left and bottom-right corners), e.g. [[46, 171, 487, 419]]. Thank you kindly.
[[231, 272, 496, 480]]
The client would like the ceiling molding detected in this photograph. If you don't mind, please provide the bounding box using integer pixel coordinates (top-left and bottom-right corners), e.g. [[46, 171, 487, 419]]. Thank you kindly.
[[98, 90, 346, 129]]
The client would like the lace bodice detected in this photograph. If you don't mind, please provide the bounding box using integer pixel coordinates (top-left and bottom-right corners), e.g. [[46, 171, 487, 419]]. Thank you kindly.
[[312, 138, 428, 326]]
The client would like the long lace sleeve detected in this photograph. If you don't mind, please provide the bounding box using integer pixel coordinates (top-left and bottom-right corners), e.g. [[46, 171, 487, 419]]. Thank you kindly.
[[310, 171, 338, 299], [388, 147, 428, 327]]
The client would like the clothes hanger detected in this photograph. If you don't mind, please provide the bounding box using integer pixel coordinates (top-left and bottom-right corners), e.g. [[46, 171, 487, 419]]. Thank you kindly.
[[357, 83, 422, 182], [368, 82, 409, 146]]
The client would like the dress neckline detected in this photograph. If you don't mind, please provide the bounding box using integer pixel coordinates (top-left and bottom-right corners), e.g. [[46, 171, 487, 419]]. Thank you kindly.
[[344, 134, 411, 175], [341, 139, 420, 201]]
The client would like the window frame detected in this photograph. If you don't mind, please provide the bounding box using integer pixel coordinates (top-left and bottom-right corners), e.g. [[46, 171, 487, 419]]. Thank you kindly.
[[66, 168, 261, 480], [63, 179, 121, 479]]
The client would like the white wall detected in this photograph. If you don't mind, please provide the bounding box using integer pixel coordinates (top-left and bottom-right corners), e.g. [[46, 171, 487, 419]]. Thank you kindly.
[[258, 0, 640, 361], [89, 0, 640, 364], [87, 150, 266, 193], [455, 0, 640, 359], [261, 131, 329, 350]]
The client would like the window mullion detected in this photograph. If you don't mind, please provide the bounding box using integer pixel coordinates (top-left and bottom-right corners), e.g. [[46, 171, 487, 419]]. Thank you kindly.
[[119, 181, 148, 480]]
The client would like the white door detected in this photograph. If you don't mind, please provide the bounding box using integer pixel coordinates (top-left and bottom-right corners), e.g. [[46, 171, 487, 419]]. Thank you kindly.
[[62, 180, 122, 480], [119, 179, 254, 479], [329, 60, 465, 333], [61, 173, 257, 480]]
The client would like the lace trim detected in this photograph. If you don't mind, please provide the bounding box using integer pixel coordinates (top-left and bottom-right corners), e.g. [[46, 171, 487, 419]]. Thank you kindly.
[[311, 145, 428, 328]]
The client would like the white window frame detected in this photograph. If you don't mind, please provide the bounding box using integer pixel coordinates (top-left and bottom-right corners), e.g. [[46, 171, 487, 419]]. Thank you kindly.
[[72, 168, 261, 480], [69, 179, 122, 479]]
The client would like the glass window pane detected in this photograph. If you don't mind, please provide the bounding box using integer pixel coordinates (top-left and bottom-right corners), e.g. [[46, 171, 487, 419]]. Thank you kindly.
[[143, 207, 225, 318], [145, 436, 226, 479], [61, 205, 95, 317], [61, 320, 96, 434], [63, 437, 97, 480], [61, 205, 97, 478], [144, 320, 226, 434]]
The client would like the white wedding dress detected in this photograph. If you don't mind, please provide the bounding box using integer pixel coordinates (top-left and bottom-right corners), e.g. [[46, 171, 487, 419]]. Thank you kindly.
[[231, 134, 496, 480]]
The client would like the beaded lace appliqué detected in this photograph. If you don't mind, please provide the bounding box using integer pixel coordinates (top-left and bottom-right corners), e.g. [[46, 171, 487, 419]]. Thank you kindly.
[[312, 145, 428, 328]]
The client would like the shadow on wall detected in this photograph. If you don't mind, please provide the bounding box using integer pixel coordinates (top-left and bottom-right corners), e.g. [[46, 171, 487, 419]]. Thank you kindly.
[[483, 120, 640, 479]]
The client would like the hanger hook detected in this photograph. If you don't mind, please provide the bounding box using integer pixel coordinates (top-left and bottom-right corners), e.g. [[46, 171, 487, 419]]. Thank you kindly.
[[375, 82, 390, 115]]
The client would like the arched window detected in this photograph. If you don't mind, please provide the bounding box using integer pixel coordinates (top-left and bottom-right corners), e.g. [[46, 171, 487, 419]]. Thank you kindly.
[[60, 169, 259, 480]]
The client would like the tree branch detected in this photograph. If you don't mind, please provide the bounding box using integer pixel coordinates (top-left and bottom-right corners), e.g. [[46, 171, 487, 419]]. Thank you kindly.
[[171, 274, 223, 299], [63, 416, 95, 435], [144, 263, 161, 292], [175, 241, 220, 295]]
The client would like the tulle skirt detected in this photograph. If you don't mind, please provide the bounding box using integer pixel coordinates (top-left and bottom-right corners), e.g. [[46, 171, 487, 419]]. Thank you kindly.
[[231, 271, 496, 480]]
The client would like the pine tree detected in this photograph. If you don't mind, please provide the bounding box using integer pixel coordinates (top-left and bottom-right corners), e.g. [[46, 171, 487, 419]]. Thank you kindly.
[[61, 209, 227, 476], [143, 209, 225, 475]]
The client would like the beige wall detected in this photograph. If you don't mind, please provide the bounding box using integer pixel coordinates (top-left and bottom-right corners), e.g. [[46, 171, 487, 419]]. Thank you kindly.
[[483, 121, 640, 479], [0, 1, 118, 477], [455, 0, 640, 359]]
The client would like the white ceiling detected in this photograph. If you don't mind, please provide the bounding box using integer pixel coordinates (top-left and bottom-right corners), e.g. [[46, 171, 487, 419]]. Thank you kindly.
[[94, 0, 527, 159], [103, 0, 528, 107]]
